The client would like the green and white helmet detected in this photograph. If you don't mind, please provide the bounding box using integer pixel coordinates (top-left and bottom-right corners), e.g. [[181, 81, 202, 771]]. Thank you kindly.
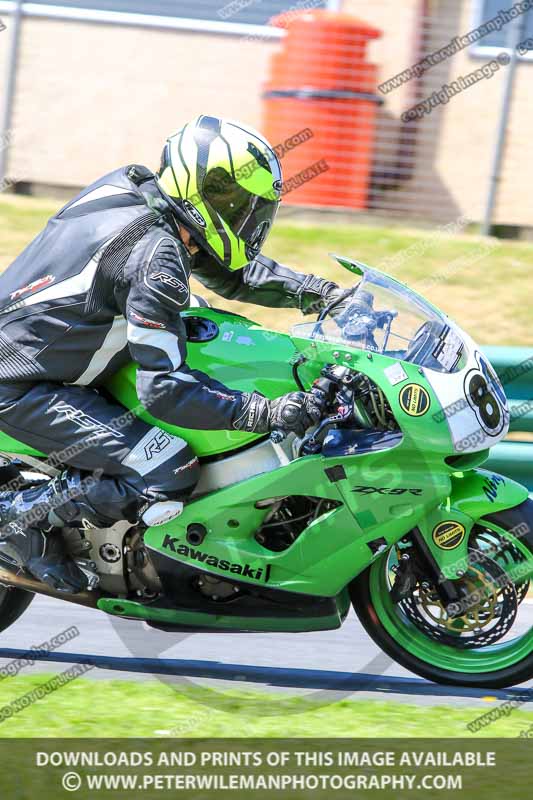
[[158, 115, 282, 271]]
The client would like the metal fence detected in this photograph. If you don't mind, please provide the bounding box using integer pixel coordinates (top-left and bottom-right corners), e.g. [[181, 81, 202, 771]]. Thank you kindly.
[[0, 0, 531, 231]]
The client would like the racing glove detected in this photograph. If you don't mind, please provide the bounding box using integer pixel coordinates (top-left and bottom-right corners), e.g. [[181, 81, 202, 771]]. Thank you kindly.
[[320, 285, 355, 318], [296, 275, 351, 317], [234, 390, 326, 437]]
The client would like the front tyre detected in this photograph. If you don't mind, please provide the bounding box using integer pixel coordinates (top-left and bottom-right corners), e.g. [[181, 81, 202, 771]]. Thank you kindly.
[[351, 499, 533, 689]]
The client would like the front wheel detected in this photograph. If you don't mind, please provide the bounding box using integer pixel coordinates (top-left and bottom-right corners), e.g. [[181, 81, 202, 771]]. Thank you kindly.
[[351, 499, 533, 688]]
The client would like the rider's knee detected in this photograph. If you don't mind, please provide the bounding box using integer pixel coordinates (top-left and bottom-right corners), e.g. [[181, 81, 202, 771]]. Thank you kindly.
[[144, 441, 200, 500], [140, 447, 200, 527]]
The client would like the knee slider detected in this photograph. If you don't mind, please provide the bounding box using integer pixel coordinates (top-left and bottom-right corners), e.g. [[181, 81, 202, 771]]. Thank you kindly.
[[142, 501, 184, 527]]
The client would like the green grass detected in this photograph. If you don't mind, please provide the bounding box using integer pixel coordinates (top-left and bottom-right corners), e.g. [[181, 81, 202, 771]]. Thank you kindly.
[[0, 674, 532, 738], [1, 195, 532, 345]]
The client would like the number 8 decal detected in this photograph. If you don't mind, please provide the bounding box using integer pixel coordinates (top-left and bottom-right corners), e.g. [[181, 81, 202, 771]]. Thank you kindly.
[[464, 352, 507, 437]]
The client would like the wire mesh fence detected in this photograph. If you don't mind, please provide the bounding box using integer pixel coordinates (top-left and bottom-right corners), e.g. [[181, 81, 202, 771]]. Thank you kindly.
[[0, 0, 531, 232]]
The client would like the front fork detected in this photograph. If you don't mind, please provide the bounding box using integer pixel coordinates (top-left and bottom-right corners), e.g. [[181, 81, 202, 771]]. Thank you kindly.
[[408, 468, 531, 606]]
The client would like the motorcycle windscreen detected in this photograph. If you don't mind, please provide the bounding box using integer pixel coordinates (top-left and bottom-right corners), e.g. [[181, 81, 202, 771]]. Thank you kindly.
[[292, 271, 468, 374]]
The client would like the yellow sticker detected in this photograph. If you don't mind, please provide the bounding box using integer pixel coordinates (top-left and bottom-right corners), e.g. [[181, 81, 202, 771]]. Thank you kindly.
[[399, 383, 431, 417], [432, 521, 466, 550]]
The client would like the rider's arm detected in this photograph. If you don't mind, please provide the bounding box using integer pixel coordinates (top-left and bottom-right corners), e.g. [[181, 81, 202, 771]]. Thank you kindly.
[[119, 235, 253, 430], [192, 250, 339, 315]]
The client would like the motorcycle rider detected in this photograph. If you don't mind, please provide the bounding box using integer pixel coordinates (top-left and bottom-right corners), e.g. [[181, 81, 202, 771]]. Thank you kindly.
[[0, 115, 347, 594]]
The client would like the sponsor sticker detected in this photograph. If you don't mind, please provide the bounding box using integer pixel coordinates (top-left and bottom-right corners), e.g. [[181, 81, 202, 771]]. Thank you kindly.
[[399, 383, 431, 417], [49, 401, 124, 439], [150, 271, 187, 292], [384, 362, 408, 386], [432, 326, 464, 372], [482, 473, 505, 503], [130, 311, 166, 329], [149, 270, 189, 305], [173, 457, 200, 475], [432, 520, 466, 550], [144, 430, 172, 460], [10, 274, 55, 301], [352, 485, 422, 496], [161, 535, 269, 583]]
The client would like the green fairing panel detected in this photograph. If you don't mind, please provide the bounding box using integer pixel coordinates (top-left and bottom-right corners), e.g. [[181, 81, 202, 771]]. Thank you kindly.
[[144, 443, 453, 597], [98, 589, 351, 632], [407, 468, 529, 580], [106, 309, 298, 457], [449, 468, 529, 517], [293, 332, 459, 460], [0, 430, 44, 457]]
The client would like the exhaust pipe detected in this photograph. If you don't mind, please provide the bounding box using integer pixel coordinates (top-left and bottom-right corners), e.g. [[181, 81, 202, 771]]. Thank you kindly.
[[0, 566, 99, 608]]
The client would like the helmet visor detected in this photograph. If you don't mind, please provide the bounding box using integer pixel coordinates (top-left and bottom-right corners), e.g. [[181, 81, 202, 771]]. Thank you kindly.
[[203, 167, 280, 263]]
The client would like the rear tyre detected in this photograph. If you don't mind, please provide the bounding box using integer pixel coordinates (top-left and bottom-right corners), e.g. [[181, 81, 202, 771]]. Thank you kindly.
[[0, 585, 34, 634], [0, 465, 36, 631]]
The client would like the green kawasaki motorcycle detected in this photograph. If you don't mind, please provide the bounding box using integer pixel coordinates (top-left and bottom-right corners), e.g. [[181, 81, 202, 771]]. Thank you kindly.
[[0, 255, 531, 688]]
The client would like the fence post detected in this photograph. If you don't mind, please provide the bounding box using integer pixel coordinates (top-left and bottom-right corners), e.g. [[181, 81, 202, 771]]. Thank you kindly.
[[0, 0, 24, 188], [481, 14, 526, 237]]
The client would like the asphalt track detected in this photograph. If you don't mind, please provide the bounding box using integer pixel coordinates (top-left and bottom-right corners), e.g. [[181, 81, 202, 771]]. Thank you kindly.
[[0, 595, 532, 710]]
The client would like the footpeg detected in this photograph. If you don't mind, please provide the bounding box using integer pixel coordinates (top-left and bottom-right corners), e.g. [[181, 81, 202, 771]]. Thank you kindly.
[[74, 559, 100, 591]]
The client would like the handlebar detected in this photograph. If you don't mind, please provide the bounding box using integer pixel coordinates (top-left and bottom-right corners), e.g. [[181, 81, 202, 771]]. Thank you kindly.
[[270, 404, 352, 447], [269, 369, 355, 446]]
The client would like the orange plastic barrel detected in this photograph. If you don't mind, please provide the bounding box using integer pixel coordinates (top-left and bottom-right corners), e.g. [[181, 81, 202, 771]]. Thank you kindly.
[[262, 10, 382, 209]]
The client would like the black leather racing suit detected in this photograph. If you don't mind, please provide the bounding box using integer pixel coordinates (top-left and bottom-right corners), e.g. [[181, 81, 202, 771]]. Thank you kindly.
[[0, 165, 336, 527]]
